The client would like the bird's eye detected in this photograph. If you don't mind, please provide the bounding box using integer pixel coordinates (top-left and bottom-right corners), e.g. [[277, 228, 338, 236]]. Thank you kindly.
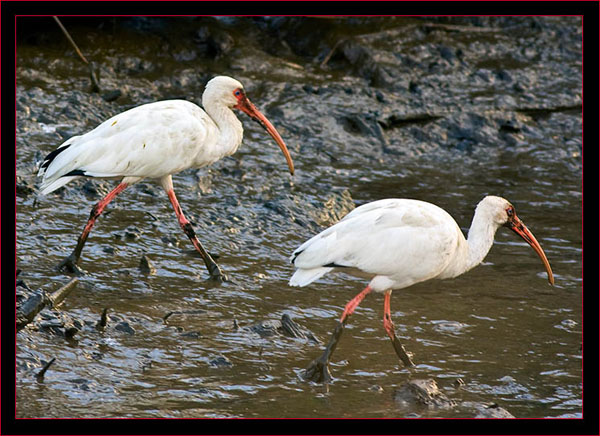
[[234, 89, 242, 97], [506, 207, 514, 217]]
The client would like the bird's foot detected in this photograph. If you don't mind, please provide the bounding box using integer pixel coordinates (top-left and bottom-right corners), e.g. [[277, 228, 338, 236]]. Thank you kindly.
[[302, 353, 333, 383], [57, 254, 85, 276], [390, 336, 415, 368], [207, 264, 228, 283]]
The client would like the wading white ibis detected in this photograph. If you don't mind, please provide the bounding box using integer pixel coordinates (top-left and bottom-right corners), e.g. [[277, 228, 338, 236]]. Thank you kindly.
[[289, 195, 554, 382], [38, 76, 295, 280]]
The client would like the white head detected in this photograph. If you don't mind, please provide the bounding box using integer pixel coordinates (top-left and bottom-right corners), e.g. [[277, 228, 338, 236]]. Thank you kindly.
[[201, 75, 295, 175], [202, 75, 245, 108], [476, 195, 554, 285], [476, 195, 514, 227]]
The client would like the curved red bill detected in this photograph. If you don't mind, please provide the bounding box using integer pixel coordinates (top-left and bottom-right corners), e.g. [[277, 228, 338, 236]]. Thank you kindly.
[[507, 216, 554, 285], [234, 96, 295, 176]]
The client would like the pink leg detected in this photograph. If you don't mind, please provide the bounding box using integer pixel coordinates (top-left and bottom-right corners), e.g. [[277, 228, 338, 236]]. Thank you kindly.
[[166, 189, 226, 281], [340, 285, 373, 323], [383, 290, 415, 367], [58, 182, 129, 273], [383, 290, 395, 339]]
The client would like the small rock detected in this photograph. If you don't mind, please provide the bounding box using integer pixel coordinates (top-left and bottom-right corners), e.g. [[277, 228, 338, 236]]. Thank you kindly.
[[102, 246, 117, 255], [243, 314, 320, 344], [467, 402, 515, 418], [209, 355, 232, 368], [139, 254, 156, 275], [180, 331, 202, 338], [101, 89, 122, 102], [393, 379, 456, 409], [114, 321, 135, 335], [124, 227, 142, 241]]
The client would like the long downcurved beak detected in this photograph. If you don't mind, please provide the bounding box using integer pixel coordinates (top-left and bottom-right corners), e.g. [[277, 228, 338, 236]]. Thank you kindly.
[[234, 96, 295, 175], [506, 215, 554, 285]]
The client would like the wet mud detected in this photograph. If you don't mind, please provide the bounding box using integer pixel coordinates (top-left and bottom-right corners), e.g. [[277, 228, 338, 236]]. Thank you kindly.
[[16, 16, 581, 418]]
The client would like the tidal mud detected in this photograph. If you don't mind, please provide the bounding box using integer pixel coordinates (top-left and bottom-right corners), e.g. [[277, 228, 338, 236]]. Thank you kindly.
[[16, 16, 582, 418]]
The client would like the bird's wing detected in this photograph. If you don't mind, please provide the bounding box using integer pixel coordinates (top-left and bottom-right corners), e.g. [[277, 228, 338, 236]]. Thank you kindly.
[[291, 199, 462, 285], [339, 198, 413, 222], [39, 100, 215, 193]]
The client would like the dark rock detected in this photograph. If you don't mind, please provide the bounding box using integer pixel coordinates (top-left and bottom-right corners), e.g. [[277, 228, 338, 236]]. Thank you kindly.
[[209, 355, 232, 368], [37, 311, 82, 338], [180, 331, 202, 338], [101, 89, 122, 102], [114, 321, 135, 335], [461, 401, 515, 418], [495, 69, 513, 82], [439, 45, 456, 62], [393, 379, 457, 409], [124, 226, 142, 241], [243, 314, 320, 344], [102, 246, 117, 255], [139, 254, 156, 275]]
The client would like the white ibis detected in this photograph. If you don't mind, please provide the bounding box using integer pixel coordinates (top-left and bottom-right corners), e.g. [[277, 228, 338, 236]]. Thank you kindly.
[[38, 76, 295, 280], [289, 195, 554, 382]]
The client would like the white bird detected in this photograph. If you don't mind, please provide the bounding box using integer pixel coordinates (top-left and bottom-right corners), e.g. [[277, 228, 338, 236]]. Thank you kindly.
[[289, 195, 554, 382], [38, 75, 295, 280]]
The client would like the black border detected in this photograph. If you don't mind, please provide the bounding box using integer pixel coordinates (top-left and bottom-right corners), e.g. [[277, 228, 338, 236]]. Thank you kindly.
[[4, 1, 597, 435]]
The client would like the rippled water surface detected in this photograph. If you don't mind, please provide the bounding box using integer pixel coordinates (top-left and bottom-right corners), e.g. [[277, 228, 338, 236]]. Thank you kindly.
[[15, 16, 582, 419]]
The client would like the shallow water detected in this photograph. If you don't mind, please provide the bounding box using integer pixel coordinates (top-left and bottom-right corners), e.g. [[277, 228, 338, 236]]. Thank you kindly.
[[15, 16, 582, 419]]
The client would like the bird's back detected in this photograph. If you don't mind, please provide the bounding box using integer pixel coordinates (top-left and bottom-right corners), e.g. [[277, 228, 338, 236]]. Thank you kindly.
[[290, 199, 466, 290], [38, 100, 217, 194]]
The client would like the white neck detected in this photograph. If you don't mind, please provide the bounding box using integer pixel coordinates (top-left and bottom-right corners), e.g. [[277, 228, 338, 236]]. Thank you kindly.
[[204, 102, 244, 158], [464, 207, 502, 273], [440, 205, 502, 279]]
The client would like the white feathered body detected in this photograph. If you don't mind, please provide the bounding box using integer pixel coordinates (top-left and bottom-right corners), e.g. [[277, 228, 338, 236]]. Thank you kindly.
[[289, 199, 474, 292], [38, 99, 244, 195]]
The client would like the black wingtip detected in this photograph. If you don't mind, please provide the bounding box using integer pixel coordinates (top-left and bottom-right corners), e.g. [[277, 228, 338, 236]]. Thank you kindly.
[[40, 143, 73, 171], [290, 250, 303, 265], [63, 169, 87, 177]]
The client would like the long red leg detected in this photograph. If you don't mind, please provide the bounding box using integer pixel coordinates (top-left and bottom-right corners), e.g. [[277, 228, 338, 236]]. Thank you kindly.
[[303, 285, 373, 382], [383, 290, 415, 367], [58, 182, 129, 273], [166, 189, 226, 281], [383, 290, 395, 338], [340, 285, 373, 323]]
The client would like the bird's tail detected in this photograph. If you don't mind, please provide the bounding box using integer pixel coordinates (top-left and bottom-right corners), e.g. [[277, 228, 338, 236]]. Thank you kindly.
[[288, 267, 333, 287], [38, 176, 79, 195]]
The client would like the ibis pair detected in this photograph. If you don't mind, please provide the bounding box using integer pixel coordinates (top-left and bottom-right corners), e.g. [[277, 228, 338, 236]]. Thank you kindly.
[[37, 76, 554, 382]]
